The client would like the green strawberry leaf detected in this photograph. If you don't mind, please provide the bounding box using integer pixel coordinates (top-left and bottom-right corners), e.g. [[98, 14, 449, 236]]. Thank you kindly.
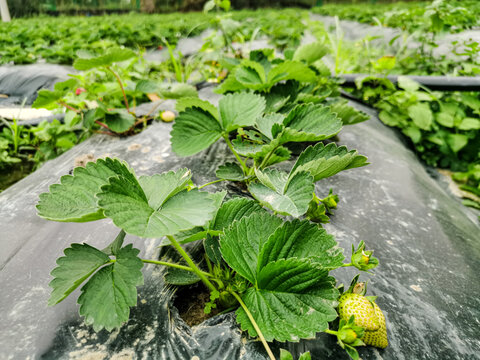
[[215, 73, 245, 94], [330, 101, 370, 125], [210, 198, 265, 231], [216, 162, 247, 181], [267, 61, 317, 85], [280, 104, 343, 143], [280, 349, 294, 360], [73, 47, 136, 70], [78, 244, 144, 331], [97, 168, 217, 238], [258, 219, 345, 270], [171, 106, 223, 156], [48, 243, 111, 306], [234, 60, 267, 89], [223, 211, 343, 342], [231, 138, 266, 157], [255, 113, 286, 140], [218, 92, 266, 132], [32, 79, 77, 109], [235, 258, 339, 341], [104, 109, 135, 133], [220, 212, 283, 283], [293, 42, 329, 65], [175, 97, 219, 119], [248, 168, 314, 217], [291, 142, 368, 182], [37, 158, 134, 222]]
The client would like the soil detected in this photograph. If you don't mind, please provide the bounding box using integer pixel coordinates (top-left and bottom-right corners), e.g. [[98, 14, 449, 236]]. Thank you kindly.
[[173, 282, 220, 327]]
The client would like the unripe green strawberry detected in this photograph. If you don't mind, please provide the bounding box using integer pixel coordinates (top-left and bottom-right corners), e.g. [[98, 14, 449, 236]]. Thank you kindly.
[[161, 110, 175, 122], [338, 293, 380, 331], [362, 302, 388, 349]]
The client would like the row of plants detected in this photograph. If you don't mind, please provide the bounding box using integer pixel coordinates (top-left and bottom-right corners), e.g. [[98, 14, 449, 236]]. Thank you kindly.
[[36, 37, 390, 359], [0, 8, 307, 65], [0, 7, 310, 191], [309, 3, 480, 210], [313, 0, 480, 34]]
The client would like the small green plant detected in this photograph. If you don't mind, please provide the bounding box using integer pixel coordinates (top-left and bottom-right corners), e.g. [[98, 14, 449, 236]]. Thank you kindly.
[[32, 48, 198, 135]]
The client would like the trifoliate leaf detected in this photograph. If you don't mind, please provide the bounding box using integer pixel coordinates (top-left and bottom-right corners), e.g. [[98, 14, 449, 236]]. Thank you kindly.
[[281, 104, 342, 143], [220, 215, 341, 342], [37, 158, 134, 222], [78, 244, 144, 331], [218, 92, 266, 132], [258, 219, 345, 270], [97, 169, 217, 238], [248, 168, 314, 217], [171, 106, 222, 156], [220, 212, 283, 283], [216, 162, 247, 181], [330, 100, 369, 125], [408, 103, 433, 130], [293, 42, 329, 65], [48, 243, 110, 306], [291, 142, 368, 182], [73, 47, 136, 70], [236, 258, 339, 341]]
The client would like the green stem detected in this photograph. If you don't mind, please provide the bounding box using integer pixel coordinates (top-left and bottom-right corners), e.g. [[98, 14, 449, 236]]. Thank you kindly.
[[325, 329, 338, 336], [167, 235, 217, 292], [198, 178, 226, 189], [223, 134, 248, 172], [341, 262, 353, 267], [229, 290, 275, 360], [106, 66, 131, 114], [257, 145, 279, 170], [142, 259, 213, 277]]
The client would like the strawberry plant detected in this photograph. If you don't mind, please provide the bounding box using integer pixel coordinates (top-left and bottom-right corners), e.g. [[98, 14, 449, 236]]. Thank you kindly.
[[38, 155, 385, 359], [37, 75, 389, 358]]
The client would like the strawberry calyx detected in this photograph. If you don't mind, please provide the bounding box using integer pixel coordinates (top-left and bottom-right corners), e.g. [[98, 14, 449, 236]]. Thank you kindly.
[[325, 315, 365, 360], [351, 241, 379, 272]]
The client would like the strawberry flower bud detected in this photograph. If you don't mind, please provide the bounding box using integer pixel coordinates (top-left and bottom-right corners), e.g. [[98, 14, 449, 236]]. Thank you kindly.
[[351, 241, 379, 272], [339, 328, 358, 344]]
